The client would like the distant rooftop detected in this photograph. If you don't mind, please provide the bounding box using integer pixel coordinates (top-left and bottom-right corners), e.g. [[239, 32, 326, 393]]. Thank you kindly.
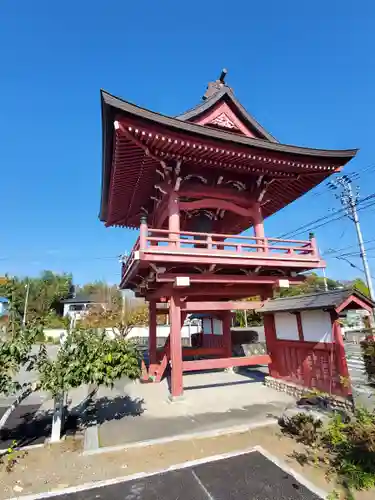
[[61, 294, 103, 304]]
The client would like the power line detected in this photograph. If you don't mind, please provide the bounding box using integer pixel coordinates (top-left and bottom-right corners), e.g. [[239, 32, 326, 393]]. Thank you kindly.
[[278, 192, 375, 239], [329, 176, 375, 301], [335, 256, 375, 281]]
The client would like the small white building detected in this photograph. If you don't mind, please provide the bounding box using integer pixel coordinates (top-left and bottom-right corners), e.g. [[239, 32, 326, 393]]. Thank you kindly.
[[62, 295, 105, 321]]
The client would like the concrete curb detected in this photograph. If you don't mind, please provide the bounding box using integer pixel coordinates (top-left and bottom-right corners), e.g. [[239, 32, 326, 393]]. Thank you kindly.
[[82, 417, 278, 456], [9, 444, 328, 500], [0, 443, 44, 455]]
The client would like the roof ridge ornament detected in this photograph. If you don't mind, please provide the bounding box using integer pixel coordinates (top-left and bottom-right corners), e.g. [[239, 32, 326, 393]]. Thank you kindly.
[[203, 68, 232, 100]]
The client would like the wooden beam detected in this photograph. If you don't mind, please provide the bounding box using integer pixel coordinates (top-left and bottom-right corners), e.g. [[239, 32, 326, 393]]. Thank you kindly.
[[180, 301, 265, 312], [144, 252, 324, 269], [182, 355, 271, 372], [178, 184, 255, 207], [179, 199, 253, 218], [156, 273, 305, 285]]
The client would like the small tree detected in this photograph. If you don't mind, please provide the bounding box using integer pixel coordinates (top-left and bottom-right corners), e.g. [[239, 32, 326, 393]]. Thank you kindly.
[[0, 301, 142, 439], [0, 301, 45, 429], [37, 327, 141, 397], [83, 296, 149, 338]]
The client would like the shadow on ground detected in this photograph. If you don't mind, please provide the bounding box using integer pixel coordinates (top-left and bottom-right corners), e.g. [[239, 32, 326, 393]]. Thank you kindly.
[[79, 395, 145, 430]]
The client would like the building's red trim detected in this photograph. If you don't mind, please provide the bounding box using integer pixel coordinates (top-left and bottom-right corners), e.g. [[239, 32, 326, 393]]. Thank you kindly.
[[182, 355, 271, 372], [335, 294, 373, 314], [296, 312, 304, 341]]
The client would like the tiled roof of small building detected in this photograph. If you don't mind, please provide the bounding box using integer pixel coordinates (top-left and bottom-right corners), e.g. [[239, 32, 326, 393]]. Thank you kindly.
[[260, 288, 374, 313]]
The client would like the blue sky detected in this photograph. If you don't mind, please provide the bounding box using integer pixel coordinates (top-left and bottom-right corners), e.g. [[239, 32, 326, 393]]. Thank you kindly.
[[1, 0, 375, 285]]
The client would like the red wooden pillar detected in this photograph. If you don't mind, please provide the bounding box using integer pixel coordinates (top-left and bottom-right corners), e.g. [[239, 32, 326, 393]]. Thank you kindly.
[[264, 313, 278, 377], [168, 192, 180, 248], [222, 311, 232, 358], [330, 310, 351, 395], [169, 293, 183, 399], [253, 203, 267, 252], [149, 301, 157, 365]]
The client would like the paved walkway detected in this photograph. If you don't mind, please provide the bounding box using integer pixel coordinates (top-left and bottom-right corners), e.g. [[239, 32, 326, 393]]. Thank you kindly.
[[345, 342, 375, 409], [96, 369, 294, 448], [39, 450, 323, 499]]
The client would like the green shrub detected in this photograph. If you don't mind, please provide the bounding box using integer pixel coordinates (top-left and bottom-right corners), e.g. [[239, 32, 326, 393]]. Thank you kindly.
[[360, 338, 375, 382], [34, 330, 46, 343], [282, 412, 322, 446], [282, 407, 375, 494], [322, 407, 375, 491]]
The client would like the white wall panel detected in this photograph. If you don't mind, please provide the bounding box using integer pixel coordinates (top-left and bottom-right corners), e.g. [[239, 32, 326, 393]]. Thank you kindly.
[[274, 312, 299, 340], [301, 310, 332, 343]]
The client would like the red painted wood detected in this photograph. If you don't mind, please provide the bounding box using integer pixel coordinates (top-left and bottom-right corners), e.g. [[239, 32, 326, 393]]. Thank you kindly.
[[178, 185, 255, 208], [263, 313, 278, 377], [335, 294, 374, 314], [169, 294, 183, 398], [180, 301, 265, 312], [157, 274, 305, 285], [202, 335, 225, 349], [331, 311, 351, 395], [168, 192, 180, 248], [149, 301, 157, 364], [192, 100, 256, 138], [179, 199, 253, 218], [296, 312, 304, 341], [223, 312, 232, 358], [182, 347, 226, 357], [182, 355, 271, 372]]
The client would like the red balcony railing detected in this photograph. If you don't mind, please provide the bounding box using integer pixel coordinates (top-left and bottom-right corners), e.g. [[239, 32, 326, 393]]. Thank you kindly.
[[122, 224, 320, 282], [141, 227, 318, 257]]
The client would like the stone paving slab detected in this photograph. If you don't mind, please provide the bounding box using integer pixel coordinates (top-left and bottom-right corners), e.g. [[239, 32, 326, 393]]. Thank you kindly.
[[55, 450, 323, 500], [97, 369, 293, 448]]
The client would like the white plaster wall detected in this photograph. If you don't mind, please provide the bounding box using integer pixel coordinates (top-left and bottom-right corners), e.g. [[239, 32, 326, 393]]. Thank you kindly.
[[44, 325, 200, 340], [274, 312, 299, 340], [301, 310, 332, 343]]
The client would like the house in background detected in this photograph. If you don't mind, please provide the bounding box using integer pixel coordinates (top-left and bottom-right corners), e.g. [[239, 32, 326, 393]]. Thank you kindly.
[[0, 297, 9, 318], [62, 295, 105, 321]]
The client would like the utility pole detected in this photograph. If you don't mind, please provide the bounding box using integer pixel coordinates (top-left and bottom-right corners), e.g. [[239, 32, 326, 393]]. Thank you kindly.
[[22, 282, 30, 327], [329, 175, 375, 302], [322, 267, 329, 292]]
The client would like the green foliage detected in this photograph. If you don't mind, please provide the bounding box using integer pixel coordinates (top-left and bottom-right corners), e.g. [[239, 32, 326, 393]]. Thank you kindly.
[[36, 328, 141, 397], [0, 439, 28, 473], [276, 273, 342, 298], [0, 304, 44, 396], [283, 407, 375, 494], [76, 281, 122, 309], [43, 311, 70, 329], [282, 412, 322, 446], [360, 338, 375, 382], [351, 278, 370, 297], [323, 408, 375, 492], [0, 271, 73, 321]]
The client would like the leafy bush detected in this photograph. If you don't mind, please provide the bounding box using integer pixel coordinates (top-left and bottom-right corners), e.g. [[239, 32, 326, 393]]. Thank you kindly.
[[283, 407, 375, 494], [322, 408, 375, 491], [282, 412, 322, 446], [43, 311, 69, 329], [34, 330, 46, 343], [360, 338, 375, 382]]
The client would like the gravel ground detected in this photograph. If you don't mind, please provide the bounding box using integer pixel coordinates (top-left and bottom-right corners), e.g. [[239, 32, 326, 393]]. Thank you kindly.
[[0, 425, 374, 500]]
